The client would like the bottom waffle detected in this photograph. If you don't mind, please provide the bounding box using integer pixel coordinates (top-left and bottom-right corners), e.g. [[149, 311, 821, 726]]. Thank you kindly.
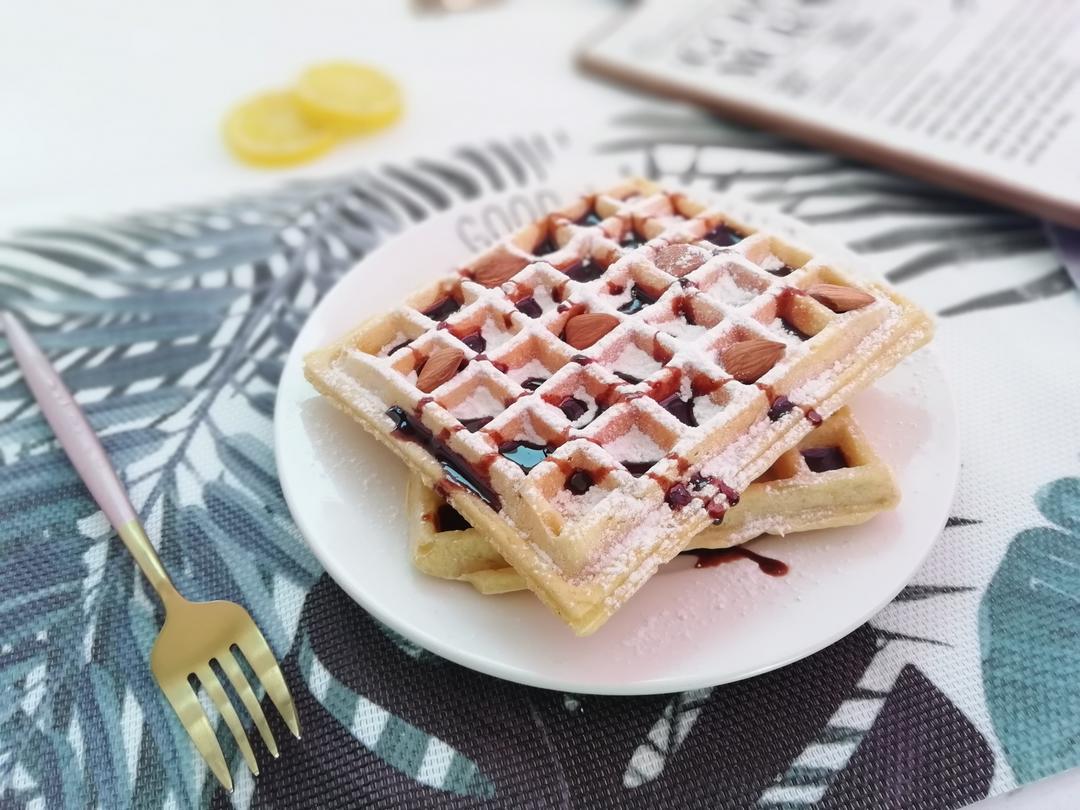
[[408, 408, 898, 594]]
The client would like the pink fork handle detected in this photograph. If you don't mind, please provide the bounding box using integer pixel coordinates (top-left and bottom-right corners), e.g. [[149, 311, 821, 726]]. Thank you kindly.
[[2, 312, 137, 530]]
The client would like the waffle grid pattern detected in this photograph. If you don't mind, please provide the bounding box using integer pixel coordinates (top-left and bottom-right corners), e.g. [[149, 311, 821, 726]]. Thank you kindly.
[[408, 407, 901, 594], [305, 178, 933, 633]]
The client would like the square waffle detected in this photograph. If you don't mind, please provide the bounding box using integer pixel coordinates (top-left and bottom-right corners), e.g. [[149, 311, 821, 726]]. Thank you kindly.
[[304, 178, 933, 635], [407, 408, 899, 594]]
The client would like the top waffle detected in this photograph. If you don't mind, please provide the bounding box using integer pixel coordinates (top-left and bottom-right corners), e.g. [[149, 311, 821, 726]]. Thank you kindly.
[[304, 178, 933, 635]]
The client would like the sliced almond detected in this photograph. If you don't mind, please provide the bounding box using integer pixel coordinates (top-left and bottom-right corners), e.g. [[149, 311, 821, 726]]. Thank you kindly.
[[416, 346, 464, 392], [469, 249, 529, 287], [564, 313, 619, 350], [722, 338, 785, 383], [807, 283, 875, 313], [654, 243, 710, 277]]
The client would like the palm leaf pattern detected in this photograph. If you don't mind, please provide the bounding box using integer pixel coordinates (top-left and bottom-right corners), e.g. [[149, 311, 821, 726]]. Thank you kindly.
[[0, 139, 565, 809], [1, 105, 1069, 808]]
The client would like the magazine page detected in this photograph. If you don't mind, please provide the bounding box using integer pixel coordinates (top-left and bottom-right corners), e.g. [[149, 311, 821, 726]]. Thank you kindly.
[[583, 0, 1080, 224]]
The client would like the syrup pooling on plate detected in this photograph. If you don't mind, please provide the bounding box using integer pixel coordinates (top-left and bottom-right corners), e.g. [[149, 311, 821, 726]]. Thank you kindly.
[[686, 546, 789, 576]]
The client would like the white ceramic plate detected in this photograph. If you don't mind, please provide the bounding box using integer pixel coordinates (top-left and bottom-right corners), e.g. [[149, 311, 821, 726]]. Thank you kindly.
[[275, 183, 958, 695]]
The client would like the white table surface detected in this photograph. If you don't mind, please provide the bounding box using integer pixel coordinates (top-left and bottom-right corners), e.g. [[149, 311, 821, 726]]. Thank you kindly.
[[1, 1, 1075, 806]]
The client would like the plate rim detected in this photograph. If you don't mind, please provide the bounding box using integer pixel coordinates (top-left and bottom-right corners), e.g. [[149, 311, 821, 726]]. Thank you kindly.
[[274, 183, 959, 695]]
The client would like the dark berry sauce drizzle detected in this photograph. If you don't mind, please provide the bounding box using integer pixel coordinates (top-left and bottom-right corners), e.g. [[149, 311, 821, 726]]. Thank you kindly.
[[685, 547, 788, 576], [704, 224, 746, 248], [516, 296, 543, 318], [498, 441, 554, 473], [565, 469, 595, 495], [386, 406, 500, 509], [564, 258, 606, 283], [801, 446, 847, 472], [434, 504, 471, 532], [422, 296, 461, 322], [618, 284, 659, 315]]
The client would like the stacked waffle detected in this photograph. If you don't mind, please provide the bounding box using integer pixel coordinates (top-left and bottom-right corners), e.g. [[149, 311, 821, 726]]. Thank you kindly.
[[305, 179, 933, 635]]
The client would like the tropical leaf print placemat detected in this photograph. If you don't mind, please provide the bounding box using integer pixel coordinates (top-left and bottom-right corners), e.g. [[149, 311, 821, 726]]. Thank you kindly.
[[1, 105, 1078, 809]]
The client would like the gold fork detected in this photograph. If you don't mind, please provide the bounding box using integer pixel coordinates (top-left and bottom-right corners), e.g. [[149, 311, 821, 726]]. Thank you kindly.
[[1, 311, 300, 791]]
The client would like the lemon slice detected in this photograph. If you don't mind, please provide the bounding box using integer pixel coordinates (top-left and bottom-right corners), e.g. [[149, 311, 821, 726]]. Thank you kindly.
[[223, 91, 338, 167], [295, 62, 402, 134]]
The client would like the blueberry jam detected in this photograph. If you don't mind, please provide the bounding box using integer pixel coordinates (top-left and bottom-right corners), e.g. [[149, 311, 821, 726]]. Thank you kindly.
[[565, 469, 595, 495], [687, 473, 740, 513], [435, 504, 471, 532], [622, 460, 657, 477], [659, 394, 697, 427], [563, 258, 606, 283], [516, 297, 543, 318], [521, 376, 547, 391], [460, 416, 493, 433], [558, 395, 590, 422], [533, 233, 559, 256], [801, 446, 848, 473], [498, 441, 554, 472], [665, 482, 692, 508], [459, 330, 486, 353], [768, 395, 796, 421], [617, 284, 659, 315], [423, 296, 461, 322], [704, 224, 746, 248], [386, 406, 500, 509]]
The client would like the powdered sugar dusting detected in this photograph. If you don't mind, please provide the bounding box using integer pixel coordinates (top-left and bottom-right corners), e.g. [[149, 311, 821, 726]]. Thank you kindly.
[[606, 426, 667, 465], [480, 319, 515, 352], [379, 331, 408, 357], [566, 389, 599, 428], [455, 386, 503, 420], [552, 484, 609, 521], [613, 342, 662, 380], [703, 270, 756, 306], [509, 358, 552, 386], [654, 315, 708, 342]]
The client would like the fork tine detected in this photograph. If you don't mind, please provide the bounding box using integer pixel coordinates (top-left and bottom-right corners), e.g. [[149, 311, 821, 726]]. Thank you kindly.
[[197, 665, 259, 776], [159, 678, 233, 792], [237, 628, 301, 739], [217, 651, 279, 757]]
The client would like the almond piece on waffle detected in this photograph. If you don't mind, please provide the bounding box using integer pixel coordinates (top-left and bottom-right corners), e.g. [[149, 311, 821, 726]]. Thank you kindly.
[[407, 407, 900, 594], [304, 178, 933, 635]]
